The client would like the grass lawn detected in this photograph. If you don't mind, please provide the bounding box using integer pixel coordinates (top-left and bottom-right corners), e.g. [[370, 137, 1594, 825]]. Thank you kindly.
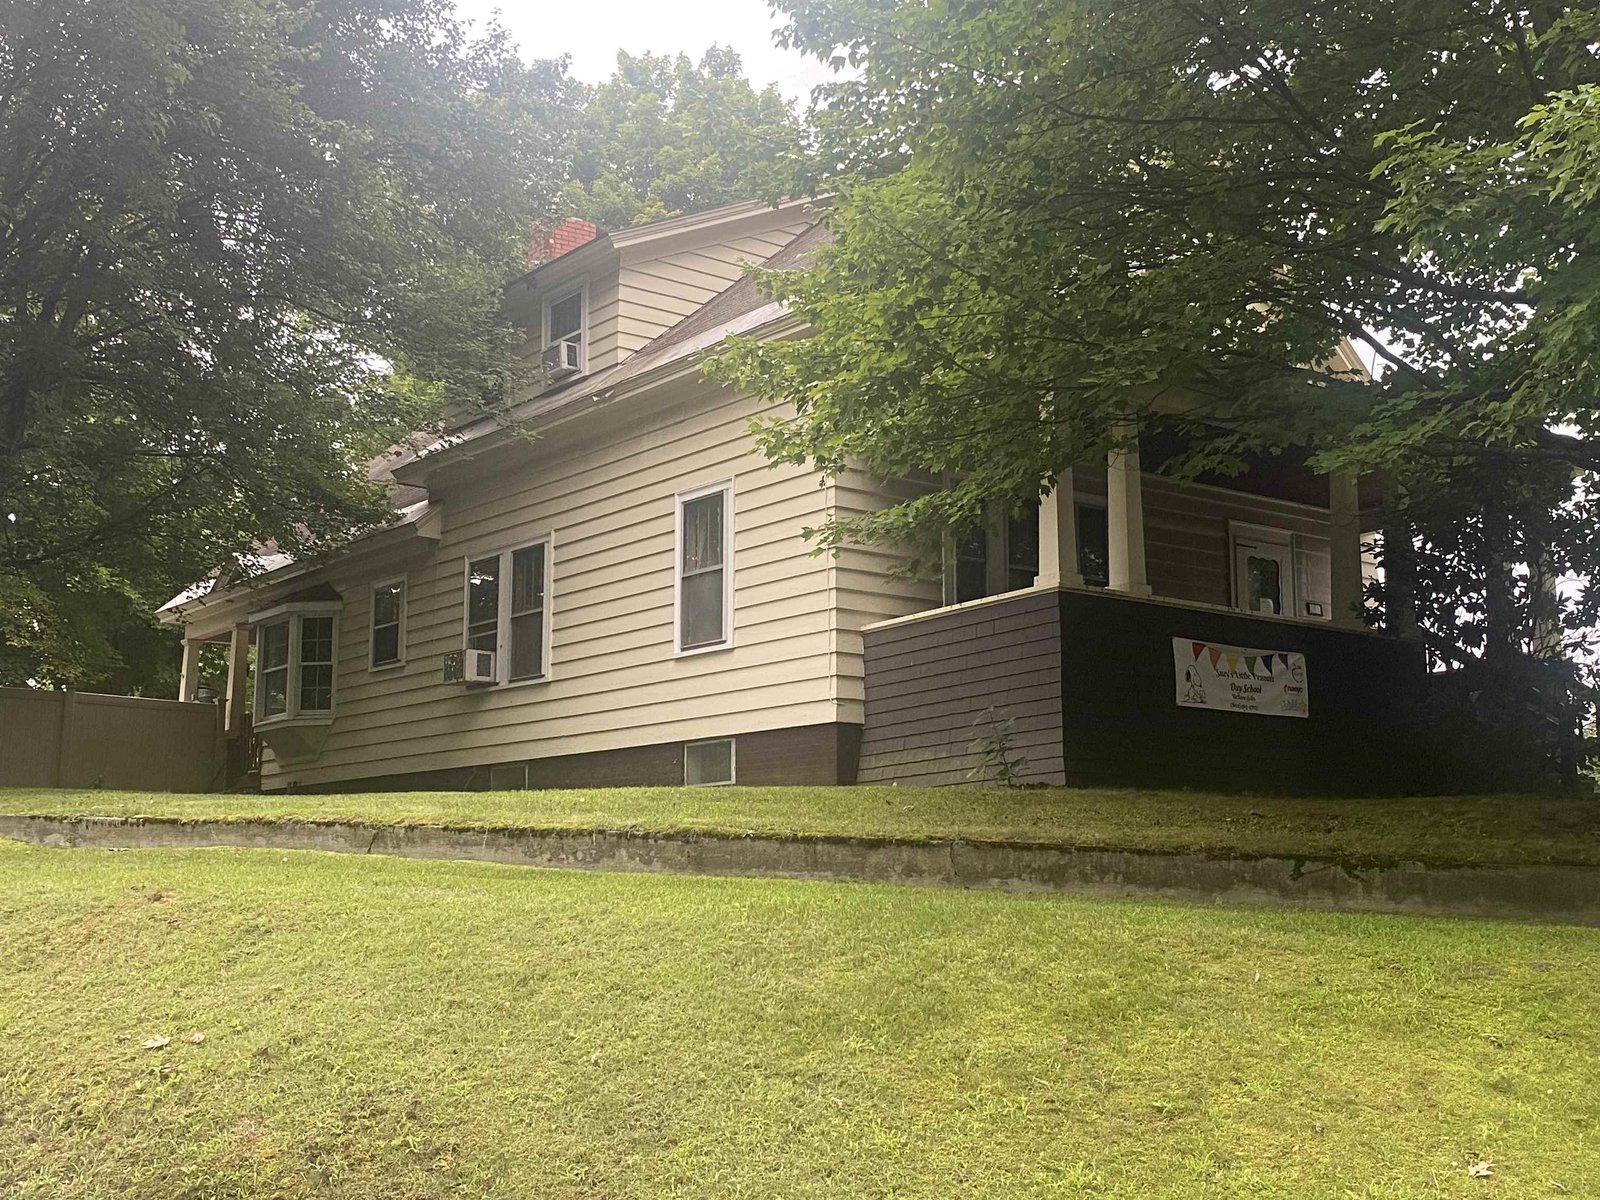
[[1, 783, 1598, 867], [1, 840, 1596, 1198]]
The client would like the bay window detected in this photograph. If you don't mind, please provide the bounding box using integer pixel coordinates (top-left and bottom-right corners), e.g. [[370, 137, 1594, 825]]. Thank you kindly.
[[251, 604, 341, 725], [676, 482, 732, 652], [462, 537, 551, 684]]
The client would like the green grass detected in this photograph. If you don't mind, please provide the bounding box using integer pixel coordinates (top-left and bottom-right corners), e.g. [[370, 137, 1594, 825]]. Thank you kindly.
[[0, 840, 1596, 1198], [1, 784, 1598, 867]]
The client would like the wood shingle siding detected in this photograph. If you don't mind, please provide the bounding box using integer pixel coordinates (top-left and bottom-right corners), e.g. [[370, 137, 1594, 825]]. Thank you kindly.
[[857, 590, 1066, 787]]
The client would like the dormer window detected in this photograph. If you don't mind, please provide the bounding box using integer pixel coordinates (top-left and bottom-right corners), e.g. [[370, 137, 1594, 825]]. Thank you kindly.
[[542, 288, 585, 379]]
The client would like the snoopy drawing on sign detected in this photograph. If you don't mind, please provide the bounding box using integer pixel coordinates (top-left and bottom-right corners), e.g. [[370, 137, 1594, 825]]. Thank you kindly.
[[1182, 664, 1208, 706]]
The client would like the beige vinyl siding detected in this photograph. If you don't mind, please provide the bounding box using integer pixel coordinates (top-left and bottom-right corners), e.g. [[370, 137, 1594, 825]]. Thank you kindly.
[[614, 222, 812, 354], [530, 217, 811, 371], [1071, 466, 1337, 614], [258, 383, 839, 789], [824, 468, 944, 721], [584, 272, 623, 369]]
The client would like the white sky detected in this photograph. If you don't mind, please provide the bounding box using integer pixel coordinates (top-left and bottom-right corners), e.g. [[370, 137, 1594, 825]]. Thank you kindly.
[[457, 0, 841, 105]]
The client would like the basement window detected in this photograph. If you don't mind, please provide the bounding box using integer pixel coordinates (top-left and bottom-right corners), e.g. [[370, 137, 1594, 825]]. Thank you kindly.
[[684, 738, 735, 786], [488, 762, 530, 791]]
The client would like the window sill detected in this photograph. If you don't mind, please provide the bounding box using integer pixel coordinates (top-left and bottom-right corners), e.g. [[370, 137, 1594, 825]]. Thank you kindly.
[[368, 660, 406, 673], [456, 674, 551, 693], [674, 641, 734, 659], [255, 713, 334, 729], [502, 674, 552, 690]]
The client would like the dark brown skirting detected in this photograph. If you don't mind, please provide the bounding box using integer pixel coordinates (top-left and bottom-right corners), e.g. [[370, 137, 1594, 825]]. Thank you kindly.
[[286, 722, 862, 793]]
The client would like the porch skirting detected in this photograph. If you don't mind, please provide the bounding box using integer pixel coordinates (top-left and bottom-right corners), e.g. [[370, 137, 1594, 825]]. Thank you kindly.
[[858, 587, 1429, 796]]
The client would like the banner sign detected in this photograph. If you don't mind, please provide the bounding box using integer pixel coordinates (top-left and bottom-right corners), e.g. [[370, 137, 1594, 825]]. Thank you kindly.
[[1173, 638, 1309, 719]]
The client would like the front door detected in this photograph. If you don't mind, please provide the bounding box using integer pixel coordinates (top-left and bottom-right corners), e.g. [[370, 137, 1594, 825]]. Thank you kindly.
[[1233, 530, 1295, 616]]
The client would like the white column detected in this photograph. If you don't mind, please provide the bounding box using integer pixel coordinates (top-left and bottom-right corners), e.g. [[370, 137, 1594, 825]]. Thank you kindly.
[[1106, 429, 1152, 596], [178, 637, 204, 702], [225, 624, 252, 734], [1036, 471, 1084, 589], [1329, 473, 1364, 628]]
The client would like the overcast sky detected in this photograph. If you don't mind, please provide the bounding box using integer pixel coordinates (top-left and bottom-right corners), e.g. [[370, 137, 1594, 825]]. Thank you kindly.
[[456, 0, 841, 105]]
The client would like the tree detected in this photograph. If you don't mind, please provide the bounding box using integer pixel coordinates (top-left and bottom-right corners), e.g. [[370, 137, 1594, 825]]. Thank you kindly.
[[555, 47, 806, 229], [0, 0, 575, 688], [715, 0, 1600, 694]]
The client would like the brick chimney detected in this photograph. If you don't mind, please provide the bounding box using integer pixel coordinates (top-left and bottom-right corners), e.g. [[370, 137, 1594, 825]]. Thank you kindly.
[[528, 217, 599, 267]]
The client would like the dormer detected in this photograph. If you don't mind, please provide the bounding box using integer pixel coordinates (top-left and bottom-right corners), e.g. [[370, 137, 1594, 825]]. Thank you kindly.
[[506, 219, 619, 385], [506, 199, 823, 388]]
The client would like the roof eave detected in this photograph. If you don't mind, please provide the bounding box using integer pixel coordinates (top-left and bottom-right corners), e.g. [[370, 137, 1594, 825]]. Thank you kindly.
[[158, 503, 442, 627], [391, 305, 805, 488]]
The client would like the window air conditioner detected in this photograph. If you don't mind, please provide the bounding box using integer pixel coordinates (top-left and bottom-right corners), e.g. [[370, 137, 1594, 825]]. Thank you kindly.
[[443, 648, 497, 685], [541, 338, 581, 379]]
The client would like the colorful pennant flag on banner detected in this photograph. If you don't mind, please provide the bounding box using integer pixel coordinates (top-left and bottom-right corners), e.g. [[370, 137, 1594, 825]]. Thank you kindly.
[[1172, 638, 1309, 719]]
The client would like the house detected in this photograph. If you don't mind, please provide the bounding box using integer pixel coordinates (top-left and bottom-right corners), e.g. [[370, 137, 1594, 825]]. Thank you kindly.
[[160, 199, 1425, 795]]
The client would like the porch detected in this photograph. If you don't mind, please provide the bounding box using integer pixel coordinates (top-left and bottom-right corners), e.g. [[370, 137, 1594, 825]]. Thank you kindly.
[[177, 625, 260, 788], [857, 447, 1428, 795]]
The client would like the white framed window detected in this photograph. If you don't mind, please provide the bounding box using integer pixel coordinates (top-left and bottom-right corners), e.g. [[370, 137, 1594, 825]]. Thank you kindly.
[[369, 577, 405, 670], [462, 536, 552, 685], [1230, 523, 1296, 617], [684, 738, 735, 786], [250, 603, 341, 725], [675, 481, 733, 653], [542, 286, 586, 371]]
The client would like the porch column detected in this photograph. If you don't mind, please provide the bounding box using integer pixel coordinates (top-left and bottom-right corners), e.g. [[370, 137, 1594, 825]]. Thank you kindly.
[[1035, 470, 1085, 589], [1106, 428, 1152, 596], [1382, 519, 1420, 639], [178, 637, 204, 702], [1329, 472, 1364, 628], [224, 624, 252, 735]]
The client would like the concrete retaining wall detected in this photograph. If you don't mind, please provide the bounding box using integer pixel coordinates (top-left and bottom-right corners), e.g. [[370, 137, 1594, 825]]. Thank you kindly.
[[3, 814, 1596, 926]]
